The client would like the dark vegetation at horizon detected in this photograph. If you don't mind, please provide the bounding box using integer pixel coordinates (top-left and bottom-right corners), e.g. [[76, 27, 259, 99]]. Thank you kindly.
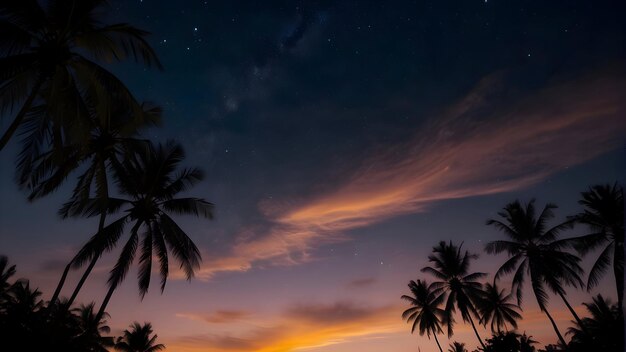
[[402, 184, 624, 352]]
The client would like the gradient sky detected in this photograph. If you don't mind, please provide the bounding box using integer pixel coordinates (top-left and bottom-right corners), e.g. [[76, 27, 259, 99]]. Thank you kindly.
[[1, 1, 625, 351]]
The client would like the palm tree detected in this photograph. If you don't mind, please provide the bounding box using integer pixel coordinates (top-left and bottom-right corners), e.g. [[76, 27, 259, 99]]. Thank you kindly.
[[567, 295, 624, 352], [0, 255, 16, 304], [401, 279, 446, 352], [114, 322, 165, 352], [477, 282, 522, 334], [570, 184, 624, 310], [421, 241, 487, 349], [74, 303, 114, 351], [448, 341, 467, 352], [29, 100, 162, 307], [485, 200, 585, 346], [0, 0, 162, 151], [64, 141, 213, 321]]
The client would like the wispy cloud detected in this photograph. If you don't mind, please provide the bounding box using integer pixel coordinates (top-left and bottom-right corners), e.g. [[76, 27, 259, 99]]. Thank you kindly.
[[347, 277, 378, 288], [176, 310, 252, 324], [194, 68, 626, 279]]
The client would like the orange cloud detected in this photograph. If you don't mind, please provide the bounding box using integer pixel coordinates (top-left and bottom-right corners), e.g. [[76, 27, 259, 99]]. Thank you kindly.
[[194, 68, 626, 279]]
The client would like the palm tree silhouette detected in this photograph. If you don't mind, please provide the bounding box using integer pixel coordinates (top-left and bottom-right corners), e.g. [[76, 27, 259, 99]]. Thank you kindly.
[[0, 255, 16, 304], [421, 241, 487, 349], [567, 294, 624, 352], [485, 200, 585, 346], [0, 0, 162, 151], [74, 303, 114, 351], [27, 100, 162, 307], [114, 322, 165, 352], [64, 141, 213, 321], [401, 279, 447, 352], [447, 341, 467, 352], [570, 184, 624, 311], [477, 282, 522, 334]]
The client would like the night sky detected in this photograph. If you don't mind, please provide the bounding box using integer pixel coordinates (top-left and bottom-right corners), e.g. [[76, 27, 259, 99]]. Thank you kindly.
[[1, 0, 625, 351]]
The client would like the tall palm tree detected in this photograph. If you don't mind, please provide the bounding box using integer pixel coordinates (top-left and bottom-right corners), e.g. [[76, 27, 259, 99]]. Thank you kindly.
[[485, 199, 585, 346], [114, 322, 165, 352], [567, 294, 624, 352], [74, 303, 114, 351], [27, 99, 162, 307], [448, 342, 467, 352], [421, 241, 487, 349], [401, 279, 447, 352], [477, 282, 522, 334], [570, 184, 624, 310], [64, 141, 213, 321], [0, 0, 162, 151]]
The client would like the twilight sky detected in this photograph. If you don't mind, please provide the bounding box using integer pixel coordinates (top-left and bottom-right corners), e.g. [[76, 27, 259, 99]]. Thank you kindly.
[[1, 1, 625, 351]]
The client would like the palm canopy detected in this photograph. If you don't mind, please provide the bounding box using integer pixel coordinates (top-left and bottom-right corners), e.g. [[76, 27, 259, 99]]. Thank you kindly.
[[421, 241, 487, 339], [66, 141, 213, 300], [570, 184, 624, 306], [567, 295, 624, 352], [448, 342, 467, 352], [114, 322, 164, 352], [401, 279, 446, 352], [0, 0, 162, 151], [0, 256, 16, 300], [485, 200, 583, 308], [477, 282, 522, 333]]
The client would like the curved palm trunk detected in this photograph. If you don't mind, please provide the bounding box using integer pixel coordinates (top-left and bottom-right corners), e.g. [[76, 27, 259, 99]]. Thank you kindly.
[[432, 333, 443, 352], [467, 314, 486, 349], [67, 212, 107, 306], [556, 291, 586, 333], [0, 77, 45, 151], [50, 260, 73, 304], [542, 307, 567, 347]]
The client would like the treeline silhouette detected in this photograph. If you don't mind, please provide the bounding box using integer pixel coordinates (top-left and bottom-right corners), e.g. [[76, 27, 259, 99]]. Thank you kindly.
[[1, 1, 214, 350], [0, 255, 164, 351], [402, 184, 624, 352]]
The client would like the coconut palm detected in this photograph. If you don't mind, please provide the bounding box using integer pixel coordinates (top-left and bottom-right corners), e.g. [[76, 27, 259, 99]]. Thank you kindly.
[[114, 322, 165, 352], [0, 255, 16, 304], [29, 100, 162, 307], [448, 341, 467, 352], [485, 200, 585, 346], [0, 0, 162, 151], [401, 279, 447, 352], [421, 241, 487, 349], [570, 184, 624, 310], [74, 303, 114, 351], [567, 295, 624, 352], [64, 141, 213, 321], [477, 282, 522, 334]]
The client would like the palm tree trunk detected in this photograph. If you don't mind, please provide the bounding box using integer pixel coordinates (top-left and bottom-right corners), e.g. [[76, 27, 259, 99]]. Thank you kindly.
[[50, 260, 73, 304], [0, 77, 45, 151], [556, 291, 586, 333], [543, 307, 567, 347], [467, 314, 486, 349], [433, 333, 443, 352], [95, 281, 115, 323], [67, 217, 107, 307]]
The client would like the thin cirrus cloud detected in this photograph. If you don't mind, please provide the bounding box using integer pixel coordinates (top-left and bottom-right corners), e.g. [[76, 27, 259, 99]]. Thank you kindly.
[[192, 67, 626, 279]]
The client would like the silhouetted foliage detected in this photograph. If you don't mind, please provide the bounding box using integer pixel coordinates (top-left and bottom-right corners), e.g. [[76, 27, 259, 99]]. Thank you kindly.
[[422, 241, 487, 348], [448, 341, 468, 352], [114, 322, 165, 352], [0, 0, 162, 152], [569, 183, 624, 310], [566, 294, 624, 352], [476, 282, 522, 334], [477, 331, 537, 352], [402, 279, 447, 352], [0, 256, 161, 351]]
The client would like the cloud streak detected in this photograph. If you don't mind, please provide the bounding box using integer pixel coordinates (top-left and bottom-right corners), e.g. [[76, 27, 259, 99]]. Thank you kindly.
[[195, 68, 626, 279]]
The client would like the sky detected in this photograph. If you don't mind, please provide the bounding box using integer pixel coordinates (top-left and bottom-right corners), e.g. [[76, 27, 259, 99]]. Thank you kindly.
[[1, 0, 625, 351]]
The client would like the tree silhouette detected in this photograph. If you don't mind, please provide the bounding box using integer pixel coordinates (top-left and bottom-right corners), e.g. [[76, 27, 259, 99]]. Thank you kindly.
[[401, 279, 446, 352], [567, 294, 624, 352], [421, 241, 487, 349], [25, 100, 163, 307], [570, 184, 624, 310], [477, 282, 522, 334], [485, 200, 585, 346], [482, 332, 538, 352], [114, 322, 165, 352], [0, 0, 162, 151], [63, 141, 213, 321], [0, 255, 16, 305], [447, 341, 467, 352]]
